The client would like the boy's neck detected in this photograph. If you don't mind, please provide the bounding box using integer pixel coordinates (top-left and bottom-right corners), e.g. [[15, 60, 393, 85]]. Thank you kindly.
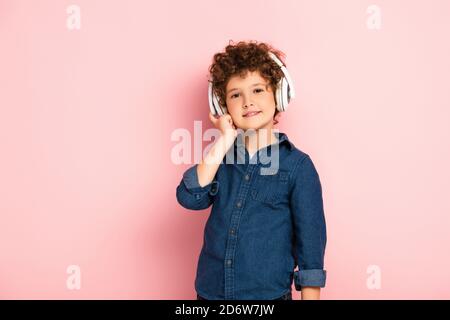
[[243, 127, 279, 157]]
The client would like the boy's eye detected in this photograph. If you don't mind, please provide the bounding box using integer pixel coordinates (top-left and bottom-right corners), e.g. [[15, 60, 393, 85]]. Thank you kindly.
[[230, 88, 263, 99]]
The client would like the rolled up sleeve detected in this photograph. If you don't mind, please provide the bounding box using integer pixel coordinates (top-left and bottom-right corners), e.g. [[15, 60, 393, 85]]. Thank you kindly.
[[176, 164, 219, 210], [290, 155, 327, 290]]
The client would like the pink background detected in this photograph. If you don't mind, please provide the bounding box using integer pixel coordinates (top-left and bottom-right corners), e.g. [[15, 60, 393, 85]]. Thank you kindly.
[[1, 0, 449, 299]]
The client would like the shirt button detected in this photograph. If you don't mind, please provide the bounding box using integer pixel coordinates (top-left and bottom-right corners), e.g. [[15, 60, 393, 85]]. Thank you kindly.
[[227, 259, 232, 266], [236, 201, 241, 208], [230, 229, 235, 234], [245, 174, 250, 181]]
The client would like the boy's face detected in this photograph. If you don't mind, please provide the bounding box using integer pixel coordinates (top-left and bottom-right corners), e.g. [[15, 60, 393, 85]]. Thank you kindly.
[[225, 70, 277, 131]]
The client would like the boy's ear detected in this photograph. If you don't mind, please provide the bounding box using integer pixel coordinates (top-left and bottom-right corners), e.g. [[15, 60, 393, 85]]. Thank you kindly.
[[273, 111, 282, 124]]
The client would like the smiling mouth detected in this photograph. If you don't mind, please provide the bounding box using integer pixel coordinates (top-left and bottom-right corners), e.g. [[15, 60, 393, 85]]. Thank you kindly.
[[243, 111, 262, 118]]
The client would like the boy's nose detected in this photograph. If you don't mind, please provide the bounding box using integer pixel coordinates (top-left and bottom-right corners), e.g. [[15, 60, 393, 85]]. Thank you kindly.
[[243, 99, 254, 108]]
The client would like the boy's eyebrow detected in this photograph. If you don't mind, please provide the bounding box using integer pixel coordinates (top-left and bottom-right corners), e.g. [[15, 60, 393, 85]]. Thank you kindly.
[[227, 83, 267, 93]]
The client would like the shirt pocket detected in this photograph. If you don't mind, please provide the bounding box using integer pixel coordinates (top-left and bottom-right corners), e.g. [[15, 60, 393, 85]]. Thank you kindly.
[[251, 169, 290, 205]]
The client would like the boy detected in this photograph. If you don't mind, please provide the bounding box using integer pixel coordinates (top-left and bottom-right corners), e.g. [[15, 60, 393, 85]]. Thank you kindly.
[[176, 40, 327, 300]]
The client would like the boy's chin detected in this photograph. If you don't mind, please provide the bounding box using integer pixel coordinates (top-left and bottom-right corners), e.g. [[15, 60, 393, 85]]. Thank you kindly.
[[237, 122, 273, 132]]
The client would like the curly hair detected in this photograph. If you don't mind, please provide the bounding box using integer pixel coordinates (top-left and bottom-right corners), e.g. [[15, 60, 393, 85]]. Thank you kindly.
[[208, 40, 287, 125]]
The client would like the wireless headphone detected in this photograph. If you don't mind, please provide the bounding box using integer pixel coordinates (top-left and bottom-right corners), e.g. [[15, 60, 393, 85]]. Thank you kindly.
[[208, 51, 296, 116]]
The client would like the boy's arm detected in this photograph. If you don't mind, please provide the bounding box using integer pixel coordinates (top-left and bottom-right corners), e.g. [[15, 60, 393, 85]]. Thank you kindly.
[[289, 155, 327, 298], [301, 287, 321, 300], [176, 133, 235, 210], [197, 133, 236, 187]]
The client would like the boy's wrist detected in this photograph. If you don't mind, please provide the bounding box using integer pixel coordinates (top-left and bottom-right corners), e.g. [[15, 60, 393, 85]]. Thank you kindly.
[[220, 128, 237, 140]]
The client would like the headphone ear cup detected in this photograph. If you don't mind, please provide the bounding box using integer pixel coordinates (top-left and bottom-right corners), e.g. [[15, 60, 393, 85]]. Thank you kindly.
[[212, 92, 224, 116], [209, 81, 226, 116], [275, 80, 283, 112], [267, 51, 295, 112], [281, 77, 289, 112], [208, 82, 218, 116]]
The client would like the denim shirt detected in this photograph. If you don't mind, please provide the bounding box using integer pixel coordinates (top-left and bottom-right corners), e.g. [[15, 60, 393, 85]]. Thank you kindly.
[[176, 131, 327, 300]]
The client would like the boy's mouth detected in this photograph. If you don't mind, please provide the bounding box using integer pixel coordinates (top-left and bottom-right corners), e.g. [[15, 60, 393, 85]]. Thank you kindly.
[[243, 111, 262, 118]]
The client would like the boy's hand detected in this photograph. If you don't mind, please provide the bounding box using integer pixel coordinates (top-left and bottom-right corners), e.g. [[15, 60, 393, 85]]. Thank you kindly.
[[209, 112, 238, 140], [196, 112, 238, 187]]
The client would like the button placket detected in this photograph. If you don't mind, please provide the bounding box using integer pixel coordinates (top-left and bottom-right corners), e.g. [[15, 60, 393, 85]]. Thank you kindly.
[[224, 166, 256, 300]]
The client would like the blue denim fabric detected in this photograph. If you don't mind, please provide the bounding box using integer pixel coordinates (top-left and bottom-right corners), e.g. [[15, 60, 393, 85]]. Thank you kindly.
[[197, 290, 292, 300], [176, 131, 327, 300]]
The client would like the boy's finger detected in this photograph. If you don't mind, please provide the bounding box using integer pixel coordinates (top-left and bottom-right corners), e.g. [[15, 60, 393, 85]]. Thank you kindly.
[[209, 112, 218, 122]]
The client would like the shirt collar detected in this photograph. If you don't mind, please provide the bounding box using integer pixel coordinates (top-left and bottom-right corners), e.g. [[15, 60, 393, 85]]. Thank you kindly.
[[275, 131, 295, 151]]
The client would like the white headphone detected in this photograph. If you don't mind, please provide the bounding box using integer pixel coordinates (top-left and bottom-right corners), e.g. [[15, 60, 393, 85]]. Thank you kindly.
[[208, 51, 296, 116]]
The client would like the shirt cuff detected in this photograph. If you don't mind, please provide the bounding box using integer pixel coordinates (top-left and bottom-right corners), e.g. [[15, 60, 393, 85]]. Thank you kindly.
[[294, 269, 327, 290], [182, 164, 219, 196]]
